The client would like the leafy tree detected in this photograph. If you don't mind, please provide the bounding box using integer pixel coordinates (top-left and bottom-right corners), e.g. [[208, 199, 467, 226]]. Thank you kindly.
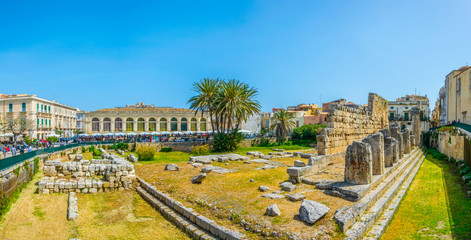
[[55, 130, 64, 138], [46, 136, 58, 143], [291, 124, 326, 141], [270, 109, 296, 145], [2, 117, 34, 142]]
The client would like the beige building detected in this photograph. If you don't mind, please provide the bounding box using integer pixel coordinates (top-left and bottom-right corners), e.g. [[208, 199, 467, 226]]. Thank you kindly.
[[83, 102, 211, 134], [444, 66, 471, 124], [0, 94, 78, 140]]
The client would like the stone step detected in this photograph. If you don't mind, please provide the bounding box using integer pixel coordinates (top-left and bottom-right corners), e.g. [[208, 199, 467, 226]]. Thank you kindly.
[[343, 149, 425, 240], [136, 187, 217, 240], [334, 148, 423, 232], [330, 148, 421, 202], [362, 154, 426, 239]]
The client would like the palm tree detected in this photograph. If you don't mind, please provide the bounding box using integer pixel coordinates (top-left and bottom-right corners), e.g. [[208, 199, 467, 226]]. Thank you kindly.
[[215, 79, 261, 132], [187, 78, 221, 132], [270, 109, 296, 145]]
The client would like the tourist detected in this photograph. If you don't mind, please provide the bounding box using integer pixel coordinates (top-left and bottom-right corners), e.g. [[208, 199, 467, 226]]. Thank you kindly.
[[11, 146, 17, 156], [28, 145, 32, 152]]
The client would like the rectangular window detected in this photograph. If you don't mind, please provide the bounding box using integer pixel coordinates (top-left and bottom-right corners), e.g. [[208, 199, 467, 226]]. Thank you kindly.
[[37, 103, 39, 112], [404, 112, 409, 121], [48, 106, 51, 113], [389, 112, 395, 120], [9, 103, 13, 112], [22, 103, 26, 112], [41, 119, 44, 126], [37, 118, 39, 126], [41, 104, 43, 112]]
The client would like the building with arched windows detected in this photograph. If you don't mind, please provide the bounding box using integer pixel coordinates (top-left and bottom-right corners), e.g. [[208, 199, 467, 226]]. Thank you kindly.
[[83, 102, 211, 134]]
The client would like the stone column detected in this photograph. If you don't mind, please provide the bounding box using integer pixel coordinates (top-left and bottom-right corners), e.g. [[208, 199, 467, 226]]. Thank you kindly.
[[403, 129, 411, 154], [410, 107, 422, 146], [390, 124, 403, 160], [362, 133, 385, 175], [345, 141, 373, 185], [379, 129, 394, 167]]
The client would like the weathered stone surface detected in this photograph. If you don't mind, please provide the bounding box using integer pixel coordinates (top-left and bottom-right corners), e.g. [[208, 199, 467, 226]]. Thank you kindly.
[[345, 141, 373, 185], [261, 193, 284, 199], [299, 200, 330, 224], [191, 173, 206, 184], [75, 154, 83, 160], [391, 138, 399, 163], [164, 164, 179, 171], [410, 107, 422, 146], [287, 166, 312, 183], [127, 154, 138, 162], [266, 204, 281, 217], [294, 160, 307, 167], [287, 193, 306, 202], [258, 186, 270, 192], [201, 165, 214, 173], [402, 129, 411, 154], [390, 124, 403, 160], [192, 163, 203, 168], [280, 182, 296, 192], [68, 192, 79, 220], [362, 133, 384, 175]]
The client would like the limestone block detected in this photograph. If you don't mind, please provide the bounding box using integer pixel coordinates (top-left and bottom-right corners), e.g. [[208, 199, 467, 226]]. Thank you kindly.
[[266, 204, 281, 217], [362, 133, 384, 175], [383, 137, 394, 167], [345, 141, 373, 185]]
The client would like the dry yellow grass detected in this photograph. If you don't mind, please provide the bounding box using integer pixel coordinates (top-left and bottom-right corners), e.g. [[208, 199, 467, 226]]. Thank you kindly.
[[0, 172, 190, 240], [136, 154, 351, 239]]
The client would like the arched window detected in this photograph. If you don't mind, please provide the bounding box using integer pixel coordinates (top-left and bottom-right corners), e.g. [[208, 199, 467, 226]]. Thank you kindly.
[[92, 118, 100, 132], [126, 118, 134, 131], [137, 118, 145, 131], [200, 118, 207, 131], [171, 117, 178, 131], [149, 118, 156, 131], [190, 118, 197, 131], [181, 118, 188, 131], [160, 118, 167, 131], [103, 118, 111, 131], [115, 118, 122, 131]]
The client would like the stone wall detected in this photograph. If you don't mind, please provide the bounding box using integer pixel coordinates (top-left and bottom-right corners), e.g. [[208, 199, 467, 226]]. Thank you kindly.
[[39, 155, 137, 194], [0, 158, 37, 201], [431, 131, 464, 161], [317, 93, 389, 155]]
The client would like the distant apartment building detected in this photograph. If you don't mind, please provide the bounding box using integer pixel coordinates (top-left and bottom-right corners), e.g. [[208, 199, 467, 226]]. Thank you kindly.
[[0, 94, 78, 140], [444, 66, 471, 124], [388, 95, 430, 131], [76, 110, 88, 132]]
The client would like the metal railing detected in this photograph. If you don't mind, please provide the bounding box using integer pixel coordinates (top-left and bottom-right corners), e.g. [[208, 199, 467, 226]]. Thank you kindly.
[[0, 142, 108, 171]]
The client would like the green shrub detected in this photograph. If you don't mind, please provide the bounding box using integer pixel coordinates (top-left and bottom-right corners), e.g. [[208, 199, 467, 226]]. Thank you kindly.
[[291, 124, 326, 142], [33, 157, 39, 174], [191, 145, 211, 156], [81, 146, 86, 153], [72, 149, 78, 154], [93, 149, 102, 157], [88, 145, 95, 153], [160, 147, 173, 152], [46, 136, 58, 143], [460, 166, 470, 175], [117, 142, 129, 150], [136, 145, 156, 161], [212, 129, 244, 152]]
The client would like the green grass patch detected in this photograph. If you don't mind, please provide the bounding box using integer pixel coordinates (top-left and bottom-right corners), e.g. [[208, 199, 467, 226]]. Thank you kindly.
[[382, 148, 471, 240], [32, 206, 46, 220]]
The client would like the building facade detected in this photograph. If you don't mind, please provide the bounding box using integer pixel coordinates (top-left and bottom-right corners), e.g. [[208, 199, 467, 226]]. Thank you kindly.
[[83, 102, 211, 134], [445, 66, 471, 124], [388, 95, 430, 131], [0, 94, 78, 140], [76, 110, 88, 133]]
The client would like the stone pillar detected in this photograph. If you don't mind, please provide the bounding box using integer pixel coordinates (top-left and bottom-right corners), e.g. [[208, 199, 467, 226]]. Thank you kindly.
[[379, 129, 394, 168], [410, 135, 416, 147], [362, 132, 384, 175], [390, 124, 403, 160], [345, 141, 373, 185], [403, 129, 411, 154], [391, 138, 399, 163], [410, 107, 422, 146]]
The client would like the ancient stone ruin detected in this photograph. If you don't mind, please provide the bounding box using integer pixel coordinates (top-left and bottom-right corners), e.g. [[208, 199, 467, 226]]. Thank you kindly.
[[39, 154, 137, 194], [317, 93, 389, 155]]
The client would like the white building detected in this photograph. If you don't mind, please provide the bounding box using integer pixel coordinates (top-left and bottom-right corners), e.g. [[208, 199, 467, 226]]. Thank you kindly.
[[388, 95, 430, 132]]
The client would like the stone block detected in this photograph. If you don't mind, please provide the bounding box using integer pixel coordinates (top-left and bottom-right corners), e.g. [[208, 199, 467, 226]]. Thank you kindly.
[[345, 141, 373, 185], [362, 133, 384, 175]]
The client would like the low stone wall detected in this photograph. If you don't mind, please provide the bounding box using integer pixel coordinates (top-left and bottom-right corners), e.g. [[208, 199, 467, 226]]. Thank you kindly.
[[287, 152, 345, 183], [431, 131, 464, 161], [137, 177, 244, 240], [39, 156, 137, 194], [0, 158, 37, 202]]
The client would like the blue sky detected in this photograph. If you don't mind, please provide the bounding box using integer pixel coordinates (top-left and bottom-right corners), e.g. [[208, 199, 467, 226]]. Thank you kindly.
[[1, 0, 471, 112]]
